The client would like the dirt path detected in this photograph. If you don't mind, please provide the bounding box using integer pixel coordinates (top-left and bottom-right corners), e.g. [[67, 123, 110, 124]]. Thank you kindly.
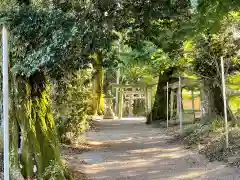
[[65, 119, 240, 180]]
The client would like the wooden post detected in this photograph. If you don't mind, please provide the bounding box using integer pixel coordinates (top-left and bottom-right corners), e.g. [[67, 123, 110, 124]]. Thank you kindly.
[[166, 82, 169, 128], [191, 89, 196, 122], [170, 89, 174, 121], [177, 91, 179, 118], [200, 84, 204, 119], [145, 87, 148, 118], [178, 77, 183, 133], [2, 25, 9, 180], [221, 57, 229, 148], [148, 88, 152, 123]]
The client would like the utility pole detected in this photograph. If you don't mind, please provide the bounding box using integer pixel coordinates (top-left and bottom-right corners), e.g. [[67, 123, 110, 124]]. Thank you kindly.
[[2, 25, 9, 180]]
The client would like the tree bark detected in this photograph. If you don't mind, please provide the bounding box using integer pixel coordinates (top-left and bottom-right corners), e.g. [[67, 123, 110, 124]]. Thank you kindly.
[[147, 67, 178, 124], [16, 71, 70, 179], [201, 79, 235, 123], [201, 80, 215, 122], [92, 52, 104, 115], [9, 74, 25, 180]]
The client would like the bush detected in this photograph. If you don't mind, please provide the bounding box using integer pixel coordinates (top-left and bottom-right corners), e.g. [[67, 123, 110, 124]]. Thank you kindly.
[[211, 116, 225, 131], [199, 134, 228, 161], [52, 69, 93, 143], [181, 121, 240, 163], [41, 160, 66, 180], [182, 123, 212, 146]]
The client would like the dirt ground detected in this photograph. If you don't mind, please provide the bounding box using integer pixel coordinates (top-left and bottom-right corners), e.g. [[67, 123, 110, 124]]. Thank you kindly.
[[63, 119, 240, 180]]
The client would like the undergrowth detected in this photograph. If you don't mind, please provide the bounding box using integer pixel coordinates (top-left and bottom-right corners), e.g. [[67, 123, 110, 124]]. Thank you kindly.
[[52, 69, 93, 144], [178, 117, 240, 165]]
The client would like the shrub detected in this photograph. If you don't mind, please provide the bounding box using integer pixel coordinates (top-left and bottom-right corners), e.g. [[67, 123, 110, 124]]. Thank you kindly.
[[211, 116, 225, 131], [52, 69, 93, 143], [41, 160, 66, 180], [182, 123, 212, 145]]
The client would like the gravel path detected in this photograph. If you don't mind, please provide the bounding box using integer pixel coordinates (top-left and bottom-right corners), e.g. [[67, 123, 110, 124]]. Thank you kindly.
[[66, 119, 240, 180]]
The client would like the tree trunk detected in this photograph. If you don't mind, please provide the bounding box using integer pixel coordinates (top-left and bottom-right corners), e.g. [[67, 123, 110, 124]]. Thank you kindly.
[[16, 71, 70, 179], [201, 79, 235, 123], [147, 67, 178, 124], [201, 79, 216, 122], [9, 55, 25, 180], [92, 53, 104, 115]]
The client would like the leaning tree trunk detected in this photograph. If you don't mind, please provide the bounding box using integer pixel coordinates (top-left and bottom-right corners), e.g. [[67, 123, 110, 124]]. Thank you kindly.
[[147, 67, 178, 124], [16, 71, 70, 179]]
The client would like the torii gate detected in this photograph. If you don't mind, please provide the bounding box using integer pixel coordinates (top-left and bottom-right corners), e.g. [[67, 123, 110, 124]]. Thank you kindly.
[[111, 84, 155, 121], [163, 77, 201, 132]]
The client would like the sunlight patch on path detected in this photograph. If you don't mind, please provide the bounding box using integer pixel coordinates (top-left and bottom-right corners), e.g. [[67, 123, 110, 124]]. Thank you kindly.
[[66, 119, 240, 180]]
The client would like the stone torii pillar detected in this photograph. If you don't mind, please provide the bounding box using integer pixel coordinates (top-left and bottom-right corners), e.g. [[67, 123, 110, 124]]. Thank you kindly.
[[147, 88, 152, 122], [144, 87, 152, 123], [191, 89, 196, 122], [128, 94, 134, 117], [118, 89, 124, 120], [170, 88, 174, 121]]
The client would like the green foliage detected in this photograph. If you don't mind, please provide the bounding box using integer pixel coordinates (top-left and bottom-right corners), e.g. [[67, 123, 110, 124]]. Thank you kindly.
[[41, 160, 65, 180], [183, 21, 240, 83], [211, 117, 225, 131], [181, 123, 212, 145], [1, 1, 118, 78], [3, 7, 80, 76], [53, 69, 92, 143], [196, 0, 240, 32], [199, 134, 228, 162]]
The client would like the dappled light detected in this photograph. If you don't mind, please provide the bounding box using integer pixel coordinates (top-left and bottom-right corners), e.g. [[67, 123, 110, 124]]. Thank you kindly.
[[64, 120, 240, 180], [1, 0, 240, 179], [173, 171, 208, 179], [154, 152, 186, 159], [173, 166, 227, 180], [129, 147, 181, 154]]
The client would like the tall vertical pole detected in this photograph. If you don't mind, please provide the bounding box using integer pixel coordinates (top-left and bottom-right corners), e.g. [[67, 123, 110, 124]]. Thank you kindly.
[[2, 25, 9, 180], [145, 87, 148, 119], [115, 69, 120, 115], [166, 82, 169, 129], [170, 89, 174, 121], [199, 85, 204, 119], [221, 57, 229, 148], [178, 77, 183, 133], [118, 89, 123, 120], [191, 89, 196, 122], [148, 88, 152, 123], [115, 38, 121, 116]]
